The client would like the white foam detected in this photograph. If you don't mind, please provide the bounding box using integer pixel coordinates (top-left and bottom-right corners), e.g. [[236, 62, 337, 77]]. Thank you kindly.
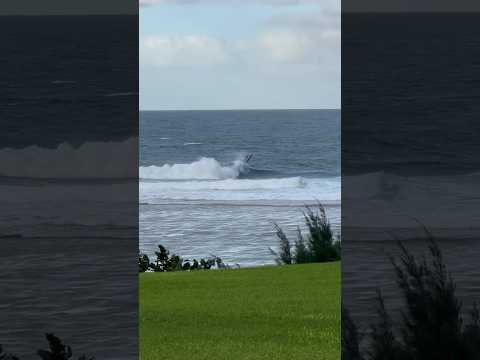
[[139, 157, 245, 180], [342, 171, 386, 199], [144, 177, 305, 191], [183, 142, 203, 146], [0, 138, 138, 179], [140, 176, 340, 202], [343, 172, 480, 230]]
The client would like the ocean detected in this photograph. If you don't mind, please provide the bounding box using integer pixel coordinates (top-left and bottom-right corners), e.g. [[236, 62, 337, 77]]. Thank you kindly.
[[140, 109, 340, 266]]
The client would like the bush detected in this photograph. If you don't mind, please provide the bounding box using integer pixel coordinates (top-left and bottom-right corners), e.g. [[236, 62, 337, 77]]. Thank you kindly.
[[150, 245, 182, 272], [303, 205, 340, 262], [342, 306, 364, 360], [0, 345, 19, 360], [343, 238, 480, 360], [138, 254, 150, 273], [0, 333, 93, 360], [273, 223, 293, 265], [138, 245, 229, 272], [271, 203, 340, 264]]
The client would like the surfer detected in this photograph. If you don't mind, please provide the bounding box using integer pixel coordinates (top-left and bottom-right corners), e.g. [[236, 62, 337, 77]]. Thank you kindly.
[[245, 154, 253, 163]]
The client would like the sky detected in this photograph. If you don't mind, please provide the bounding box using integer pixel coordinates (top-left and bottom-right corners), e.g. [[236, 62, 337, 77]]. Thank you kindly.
[[140, 0, 340, 110]]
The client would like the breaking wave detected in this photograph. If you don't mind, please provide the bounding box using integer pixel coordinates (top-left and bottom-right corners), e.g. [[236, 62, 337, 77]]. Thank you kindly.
[[0, 138, 138, 179], [139, 157, 247, 180], [139, 157, 340, 202]]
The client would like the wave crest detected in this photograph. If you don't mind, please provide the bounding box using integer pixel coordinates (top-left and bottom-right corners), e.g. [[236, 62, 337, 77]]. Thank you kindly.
[[139, 157, 246, 180], [0, 138, 138, 179]]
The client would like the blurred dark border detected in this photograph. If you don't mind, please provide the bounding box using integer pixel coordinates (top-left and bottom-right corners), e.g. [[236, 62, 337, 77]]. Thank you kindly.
[[342, 3, 480, 357], [0, 2, 138, 359]]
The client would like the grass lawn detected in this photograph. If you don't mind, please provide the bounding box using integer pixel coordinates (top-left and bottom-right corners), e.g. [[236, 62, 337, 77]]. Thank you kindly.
[[140, 262, 340, 360]]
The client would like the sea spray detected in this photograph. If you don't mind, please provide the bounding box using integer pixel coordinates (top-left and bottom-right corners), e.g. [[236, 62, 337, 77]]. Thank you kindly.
[[139, 157, 247, 180]]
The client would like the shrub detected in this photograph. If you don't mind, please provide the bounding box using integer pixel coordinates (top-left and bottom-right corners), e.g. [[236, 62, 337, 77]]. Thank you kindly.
[[304, 205, 341, 262], [138, 245, 229, 272], [149, 245, 182, 272], [366, 289, 402, 360], [342, 306, 363, 360], [343, 238, 480, 360], [272, 223, 292, 265], [138, 254, 150, 273], [0, 333, 93, 360], [0, 345, 19, 360], [271, 203, 340, 264], [293, 226, 311, 264]]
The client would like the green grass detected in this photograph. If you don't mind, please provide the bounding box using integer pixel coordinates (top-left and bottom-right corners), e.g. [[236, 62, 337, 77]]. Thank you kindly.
[[140, 262, 340, 360]]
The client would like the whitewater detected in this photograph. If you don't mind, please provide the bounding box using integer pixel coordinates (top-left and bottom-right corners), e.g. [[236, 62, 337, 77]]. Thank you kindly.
[[140, 157, 246, 180], [140, 156, 340, 204]]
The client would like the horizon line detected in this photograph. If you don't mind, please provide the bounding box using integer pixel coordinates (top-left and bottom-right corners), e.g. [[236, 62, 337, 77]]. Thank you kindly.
[[2, 11, 479, 16], [139, 108, 341, 112]]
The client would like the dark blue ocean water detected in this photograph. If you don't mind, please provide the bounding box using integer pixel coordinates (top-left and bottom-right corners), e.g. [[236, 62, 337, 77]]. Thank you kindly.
[[342, 13, 480, 329], [140, 110, 339, 178], [140, 110, 340, 266], [0, 16, 137, 359]]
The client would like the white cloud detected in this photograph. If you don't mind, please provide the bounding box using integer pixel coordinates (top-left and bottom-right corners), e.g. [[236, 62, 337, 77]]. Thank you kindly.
[[141, 27, 338, 67], [253, 10, 339, 63], [140, 3, 340, 67], [140, 35, 229, 66], [141, 16, 339, 67], [256, 30, 316, 63]]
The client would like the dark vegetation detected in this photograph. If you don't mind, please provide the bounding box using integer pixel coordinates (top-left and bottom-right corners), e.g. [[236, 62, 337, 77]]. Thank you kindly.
[[271, 204, 341, 264], [139, 244, 228, 273], [342, 237, 480, 360], [0, 333, 93, 360]]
